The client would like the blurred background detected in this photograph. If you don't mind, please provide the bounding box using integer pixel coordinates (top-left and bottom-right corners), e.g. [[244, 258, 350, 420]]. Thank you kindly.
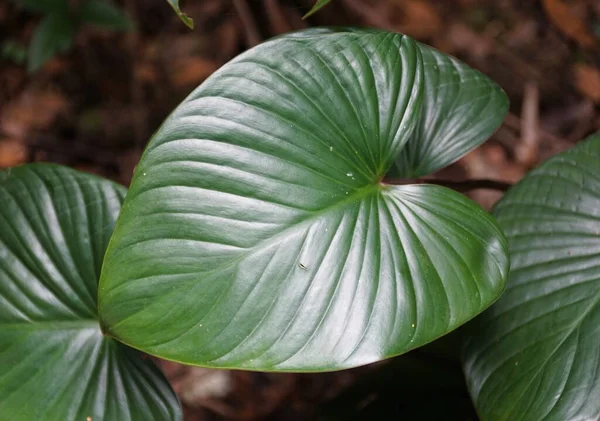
[[1, 0, 599, 419]]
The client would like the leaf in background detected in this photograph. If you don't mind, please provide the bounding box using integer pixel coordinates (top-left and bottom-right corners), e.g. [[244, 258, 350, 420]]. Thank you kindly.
[[27, 12, 76, 72], [0, 165, 181, 421], [391, 42, 509, 177], [11, 0, 68, 14], [79, 0, 133, 31], [303, 0, 333, 18], [166, 0, 194, 29], [463, 133, 600, 421], [98, 30, 509, 371]]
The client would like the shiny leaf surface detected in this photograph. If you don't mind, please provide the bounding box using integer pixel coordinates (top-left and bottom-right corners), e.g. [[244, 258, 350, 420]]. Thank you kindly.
[[463, 134, 600, 421], [0, 164, 180, 420], [99, 30, 509, 371], [392, 42, 509, 177]]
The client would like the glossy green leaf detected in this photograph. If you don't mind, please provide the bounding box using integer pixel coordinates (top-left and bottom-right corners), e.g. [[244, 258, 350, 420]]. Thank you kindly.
[[99, 30, 509, 371], [166, 0, 193, 29], [0, 165, 181, 421], [278, 27, 509, 178], [392, 43, 509, 177], [79, 0, 133, 31], [303, 0, 333, 18], [27, 12, 75, 72], [463, 133, 600, 421]]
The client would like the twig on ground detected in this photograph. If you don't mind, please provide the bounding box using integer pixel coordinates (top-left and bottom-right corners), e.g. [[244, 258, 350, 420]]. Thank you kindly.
[[516, 80, 539, 166], [233, 0, 262, 47], [264, 0, 293, 35]]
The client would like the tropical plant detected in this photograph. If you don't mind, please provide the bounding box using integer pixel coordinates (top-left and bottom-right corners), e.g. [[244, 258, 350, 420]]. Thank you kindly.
[[463, 132, 600, 421], [1, 27, 562, 420], [320, 132, 600, 421], [11, 0, 132, 72]]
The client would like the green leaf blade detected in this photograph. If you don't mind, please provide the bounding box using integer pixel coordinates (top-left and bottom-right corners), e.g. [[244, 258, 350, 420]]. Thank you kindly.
[[0, 164, 181, 420], [27, 12, 76, 72], [1, 326, 179, 420], [303, 0, 333, 19], [166, 0, 193, 29], [463, 133, 600, 421], [99, 30, 508, 371]]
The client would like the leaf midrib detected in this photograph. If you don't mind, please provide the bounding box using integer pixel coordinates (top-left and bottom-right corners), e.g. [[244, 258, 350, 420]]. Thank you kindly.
[[1, 319, 99, 331]]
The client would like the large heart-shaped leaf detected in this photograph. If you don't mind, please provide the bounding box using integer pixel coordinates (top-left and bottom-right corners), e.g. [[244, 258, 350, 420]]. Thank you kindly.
[[0, 164, 180, 420], [99, 29, 509, 371], [463, 133, 600, 421]]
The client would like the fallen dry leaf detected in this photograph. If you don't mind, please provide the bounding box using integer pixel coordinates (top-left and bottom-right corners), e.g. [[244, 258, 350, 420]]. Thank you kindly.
[[446, 23, 494, 58], [389, 0, 442, 39], [168, 57, 219, 90], [460, 144, 525, 210], [573, 63, 600, 103], [0, 138, 27, 167], [176, 368, 232, 408], [542, 0, 598, 49], [1, 90, 68, 139]]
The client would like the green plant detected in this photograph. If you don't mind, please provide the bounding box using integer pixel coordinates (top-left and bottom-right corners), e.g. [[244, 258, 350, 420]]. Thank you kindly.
[[0, 165, 180, 419], [318, 133, 600, 421], [463, 133, 600, 421], [12, 0, 132, 72], [3, 28, 595, 420], [304, 0, 334, 18], [98, 27, 509, 371]]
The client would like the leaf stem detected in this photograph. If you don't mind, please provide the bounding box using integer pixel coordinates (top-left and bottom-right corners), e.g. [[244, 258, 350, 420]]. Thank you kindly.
[[382, 177, 513, 192]]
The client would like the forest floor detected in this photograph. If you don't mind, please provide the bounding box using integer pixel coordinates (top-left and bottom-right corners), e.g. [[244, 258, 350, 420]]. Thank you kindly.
[[1, 0, 599, 419]]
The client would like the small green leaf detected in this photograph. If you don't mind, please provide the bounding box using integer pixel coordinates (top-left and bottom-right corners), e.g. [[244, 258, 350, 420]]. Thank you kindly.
[[27, 12, 76, 72], [303, 0, 333, 18], [79, 0, 133, 31], [1, 40, 28, 64], [166, 0, 193, 29], [463, 133, 600, 421], [0, 164, 181, 421], [99, 30, 509, 372]]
